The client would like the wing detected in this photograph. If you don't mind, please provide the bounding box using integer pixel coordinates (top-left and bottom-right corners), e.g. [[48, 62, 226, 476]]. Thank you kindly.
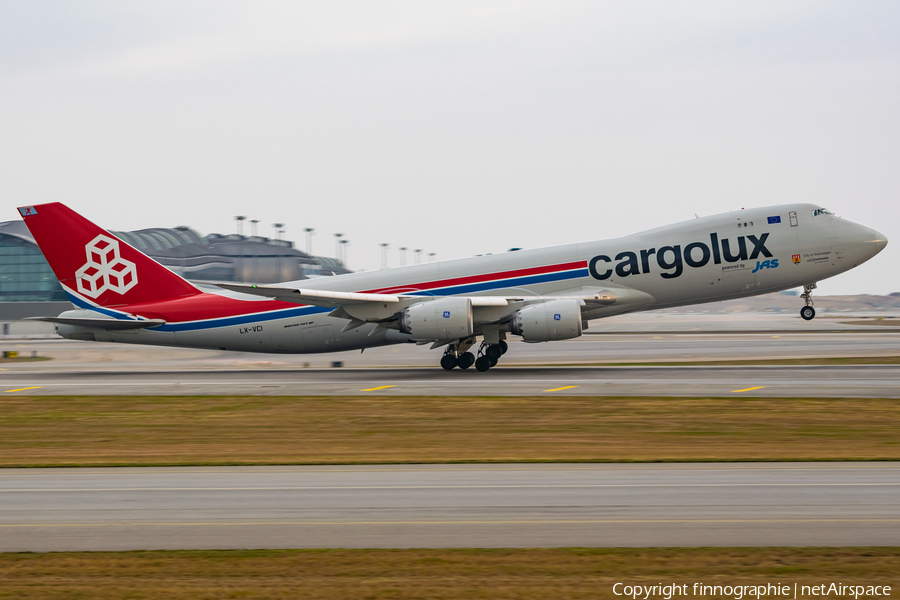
[[217, 283, 509, 307], [217, 282, 512, 334]]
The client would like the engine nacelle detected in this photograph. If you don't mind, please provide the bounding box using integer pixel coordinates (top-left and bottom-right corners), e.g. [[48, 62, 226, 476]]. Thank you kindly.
[[399, 297, 474, 341], [510, 298, 583, 342]]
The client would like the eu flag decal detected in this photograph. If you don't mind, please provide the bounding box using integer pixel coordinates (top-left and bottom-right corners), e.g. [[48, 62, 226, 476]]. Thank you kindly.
[[767, 216, 781, 224]]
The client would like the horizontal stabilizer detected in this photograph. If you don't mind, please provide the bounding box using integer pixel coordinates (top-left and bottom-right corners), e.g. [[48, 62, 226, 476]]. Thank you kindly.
[[25, 316, 166, 330]]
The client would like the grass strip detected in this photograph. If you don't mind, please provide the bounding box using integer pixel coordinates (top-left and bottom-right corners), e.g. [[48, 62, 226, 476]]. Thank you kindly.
[[1, 395, 899, 466], [0, 547, 896, 599]]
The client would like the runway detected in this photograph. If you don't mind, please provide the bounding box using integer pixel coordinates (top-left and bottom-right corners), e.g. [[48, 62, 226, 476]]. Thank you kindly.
[[1, 317, 898, 397], [3, 317, 900, 374], [1, 463, 897, 551], [2, 364, 899, 397]]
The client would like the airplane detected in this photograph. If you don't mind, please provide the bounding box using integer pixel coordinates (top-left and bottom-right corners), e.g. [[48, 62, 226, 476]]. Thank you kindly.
[[18, 202, 887, 371]]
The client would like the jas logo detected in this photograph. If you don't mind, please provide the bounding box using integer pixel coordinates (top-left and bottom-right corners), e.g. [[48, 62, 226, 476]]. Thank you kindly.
[[590, 233, 773, 281], [751, 259, 779, 273]]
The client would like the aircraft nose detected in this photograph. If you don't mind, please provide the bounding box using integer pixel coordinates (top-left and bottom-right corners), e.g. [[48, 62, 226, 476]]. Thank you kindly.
[[871, 228, 888, 253], [839, 220, 888, 259]]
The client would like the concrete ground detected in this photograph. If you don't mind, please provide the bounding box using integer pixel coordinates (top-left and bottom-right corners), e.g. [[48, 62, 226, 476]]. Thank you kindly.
[[1, 462, 897, 551]]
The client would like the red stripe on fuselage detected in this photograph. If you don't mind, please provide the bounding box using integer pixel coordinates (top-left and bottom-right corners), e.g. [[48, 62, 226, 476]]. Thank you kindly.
[[100, 260, 589, 323], [109, 292, 299, 323], [362, 260, 587, 295]]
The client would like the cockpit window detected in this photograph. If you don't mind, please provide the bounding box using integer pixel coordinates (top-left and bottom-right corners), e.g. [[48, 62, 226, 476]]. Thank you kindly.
[[812, 208, 832, 216]]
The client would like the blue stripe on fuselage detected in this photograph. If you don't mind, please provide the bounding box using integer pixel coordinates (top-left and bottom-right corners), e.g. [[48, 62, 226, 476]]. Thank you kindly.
[[66, 292, 138, 320], [65, 267, 589, 333], [153, 305, 329, 332]]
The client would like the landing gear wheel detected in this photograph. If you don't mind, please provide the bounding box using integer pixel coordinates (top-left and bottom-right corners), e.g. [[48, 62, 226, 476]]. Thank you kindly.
[[440, 354, 459, 370], [458, 352, 475, 370], [486, 345, 503, 360], [475, 356, 492, 372], [800, 283, 817, 322], [498, 340, 508, 355]]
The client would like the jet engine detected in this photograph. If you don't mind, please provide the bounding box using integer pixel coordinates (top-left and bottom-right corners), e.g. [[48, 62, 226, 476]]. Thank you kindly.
[[399, 297, 474, 341], [510, 298, 583, 342]]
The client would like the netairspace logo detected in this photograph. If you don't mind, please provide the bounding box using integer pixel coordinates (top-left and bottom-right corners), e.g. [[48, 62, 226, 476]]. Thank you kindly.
[[613, 582, 892, 600]]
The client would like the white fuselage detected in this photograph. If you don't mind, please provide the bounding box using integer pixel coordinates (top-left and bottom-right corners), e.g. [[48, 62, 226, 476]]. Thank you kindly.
[[58, 203, 886, 353]]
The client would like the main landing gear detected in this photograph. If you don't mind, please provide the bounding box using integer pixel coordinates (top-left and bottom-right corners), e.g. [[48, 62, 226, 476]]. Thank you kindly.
[[475, 340, 507, 372], [441, 349, 477, 371], [441, 339, 507, 371], [800, 283, 817, 321]]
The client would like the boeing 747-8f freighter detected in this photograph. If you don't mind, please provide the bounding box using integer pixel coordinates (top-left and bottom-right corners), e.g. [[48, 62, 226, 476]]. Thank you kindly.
[[19, 202, 887, 371]]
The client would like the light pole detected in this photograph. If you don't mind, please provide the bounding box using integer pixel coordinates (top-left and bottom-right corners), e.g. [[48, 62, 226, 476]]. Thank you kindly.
[[414, 249, 422, 264], [428, 252, 436, 263], [273, 223, 284, 241], [235, 216, 246, 235], [380, 243, 390, 268], [249, 219, 259, 237], [334, 233, 344, 260], [398, 247, 407, 266], [340, 239, 349, 266], [303, 228, 315, 255]]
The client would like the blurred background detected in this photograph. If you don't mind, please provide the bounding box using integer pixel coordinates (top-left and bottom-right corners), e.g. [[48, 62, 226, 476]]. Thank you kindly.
[[0, 1, 898, 296]]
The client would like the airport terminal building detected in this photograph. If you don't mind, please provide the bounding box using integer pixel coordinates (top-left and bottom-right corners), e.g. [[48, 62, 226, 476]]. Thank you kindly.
[[0, 219, 349, 319]]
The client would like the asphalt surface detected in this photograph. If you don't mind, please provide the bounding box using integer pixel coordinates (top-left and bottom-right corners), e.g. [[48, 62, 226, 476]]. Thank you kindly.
[[1, 463, 897, 551], [1, 364, 898, 397], [3, 316, 900, 374], [2, 321, 899, 396]]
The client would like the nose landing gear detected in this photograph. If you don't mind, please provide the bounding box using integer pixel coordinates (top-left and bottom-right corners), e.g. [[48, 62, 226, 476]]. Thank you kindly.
[[800, 283, 817, 321]]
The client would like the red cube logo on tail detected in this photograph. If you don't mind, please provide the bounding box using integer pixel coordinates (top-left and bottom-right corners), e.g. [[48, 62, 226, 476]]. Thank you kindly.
[[75, 235, 138, 298]]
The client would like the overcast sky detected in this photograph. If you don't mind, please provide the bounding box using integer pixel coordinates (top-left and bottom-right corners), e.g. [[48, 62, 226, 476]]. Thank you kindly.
[[1, 1, 897, 294]]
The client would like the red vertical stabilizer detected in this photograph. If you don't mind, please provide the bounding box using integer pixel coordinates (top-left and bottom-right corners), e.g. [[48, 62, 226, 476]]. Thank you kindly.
[[18, 203, 200, 308]]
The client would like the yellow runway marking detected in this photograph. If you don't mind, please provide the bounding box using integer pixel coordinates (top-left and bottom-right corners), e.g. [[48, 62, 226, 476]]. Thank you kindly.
[[361, 385, 396, 392], [731, 386, 766, 393], [544, 386, 579, 392], [4, 386, 42, 393], [1, 518, 898, 529]]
